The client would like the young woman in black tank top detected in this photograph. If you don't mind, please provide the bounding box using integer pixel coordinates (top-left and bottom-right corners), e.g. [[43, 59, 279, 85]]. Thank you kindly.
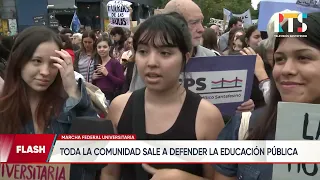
[[101, 13, 225, 180]]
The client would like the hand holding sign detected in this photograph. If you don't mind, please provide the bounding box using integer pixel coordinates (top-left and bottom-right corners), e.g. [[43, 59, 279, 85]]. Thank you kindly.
[[106, 0, 132, 29], [142, 164, 192, 180], [237, 99, 255, 112]]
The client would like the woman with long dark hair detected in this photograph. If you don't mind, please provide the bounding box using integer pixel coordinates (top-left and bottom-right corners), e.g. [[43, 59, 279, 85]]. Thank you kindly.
[[222, 27, 244, 55], [0, 26, 101, 178], [101, 12, 224, 180], [73, 30, 97, 82], [213, 12, 320, 180], [202, 28, 221, 55], [92, 36, 124, 102], [245, 25, 262, 50], [110, 27, 127, 60], [0, 26, 96, 132]]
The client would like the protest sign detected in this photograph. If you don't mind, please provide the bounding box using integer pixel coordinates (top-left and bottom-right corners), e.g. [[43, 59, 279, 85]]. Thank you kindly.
[[273, 102, 320, 179], [296, 0, 320, 8], [209, 18, 225, 31], [252, 19, 258, 25], [183, 55, 255, 115], [0, 164, 70, 180], [223, 8, 252, 25], [106, 0, 132, 29]]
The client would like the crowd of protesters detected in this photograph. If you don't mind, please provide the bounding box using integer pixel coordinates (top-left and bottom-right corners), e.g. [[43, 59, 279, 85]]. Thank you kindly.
[[0, 0, 320, 179]]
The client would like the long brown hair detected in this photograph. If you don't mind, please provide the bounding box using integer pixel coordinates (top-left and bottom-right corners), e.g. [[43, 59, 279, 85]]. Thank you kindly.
[[0, 26, 65, 133], [94, 36, 113, 64], [73, 30, 97, 72], [246, 12, 320, 140], [202, 28, 219, 52], [226, 27, 244, 51]]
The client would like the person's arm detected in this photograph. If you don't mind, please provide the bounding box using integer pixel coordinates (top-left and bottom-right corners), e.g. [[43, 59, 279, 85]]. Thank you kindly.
[[106, 61, 125, 86], [239, 47, 270, 104], [211, 113, 244, 180], [64, 79, 97, 117], [0, 76, 4, 94], [196, 99, 225, 179], [259, 79, 271, 104], [100, 93, 131, 179], [214, 172, 237, 180]]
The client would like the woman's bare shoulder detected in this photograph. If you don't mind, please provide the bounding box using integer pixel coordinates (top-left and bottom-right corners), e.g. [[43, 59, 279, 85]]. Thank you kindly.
[[107, 93, 132, 126]]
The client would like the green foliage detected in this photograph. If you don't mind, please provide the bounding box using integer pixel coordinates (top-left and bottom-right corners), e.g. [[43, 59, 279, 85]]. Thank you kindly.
[[194, 0, 255, 25], [154, 0, 170, 9]]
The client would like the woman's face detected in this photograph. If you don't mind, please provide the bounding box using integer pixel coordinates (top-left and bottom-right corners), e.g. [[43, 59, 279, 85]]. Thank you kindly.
[[21, 41, 59, 93], [126, 37, 133, 50], [248, 30, 262, 49], [135, 36, 186, 92], [233, 31, 244, 42], [112, 34, 121, 42], [82, 37, 94, 51], [233, 39, 243, 51], [273, 38, 320, 103], [97, 41, 110, 58]]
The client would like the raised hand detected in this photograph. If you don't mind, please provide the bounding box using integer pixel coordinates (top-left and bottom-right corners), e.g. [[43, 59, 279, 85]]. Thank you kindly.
[[240, 47, 267, 80], [51, 49, 80, 99]]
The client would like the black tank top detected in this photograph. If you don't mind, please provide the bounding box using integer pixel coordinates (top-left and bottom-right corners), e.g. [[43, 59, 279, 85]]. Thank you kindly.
[[117, 88, 203, 179]]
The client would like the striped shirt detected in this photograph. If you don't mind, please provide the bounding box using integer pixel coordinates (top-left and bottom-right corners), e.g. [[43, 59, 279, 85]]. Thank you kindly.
[[78, 53, 95, 83]]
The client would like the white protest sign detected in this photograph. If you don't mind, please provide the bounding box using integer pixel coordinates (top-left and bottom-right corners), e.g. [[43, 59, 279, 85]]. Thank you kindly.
[[209, 18, 224, 26], [209, 18, 225, 31], [296, 0, 320, 8], [223, 8, 252, 25], [107, 0, 132, 29], [252, 19, 258, 25], [273, 102, 320, 179]]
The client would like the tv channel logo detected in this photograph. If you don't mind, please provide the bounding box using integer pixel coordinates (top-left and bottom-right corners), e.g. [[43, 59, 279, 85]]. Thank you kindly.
[[274, 13, 307, 34]]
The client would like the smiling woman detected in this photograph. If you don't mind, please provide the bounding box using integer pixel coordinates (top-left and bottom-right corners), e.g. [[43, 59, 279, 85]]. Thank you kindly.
[[212, 12, 320, 180], [0, 25, 102, 179]]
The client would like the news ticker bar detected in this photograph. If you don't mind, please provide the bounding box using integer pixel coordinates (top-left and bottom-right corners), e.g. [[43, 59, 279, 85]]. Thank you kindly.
[[0, 134, 320, 163]]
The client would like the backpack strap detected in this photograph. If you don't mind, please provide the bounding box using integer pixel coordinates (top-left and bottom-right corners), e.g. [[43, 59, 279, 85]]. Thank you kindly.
[[238, 112, 252, 140], [131, 88, 149, 180]]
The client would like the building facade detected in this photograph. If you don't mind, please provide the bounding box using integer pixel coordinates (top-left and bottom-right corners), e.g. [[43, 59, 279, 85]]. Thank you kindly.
[[0, 0, 17, 35], [12, 0, 156, 33]]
